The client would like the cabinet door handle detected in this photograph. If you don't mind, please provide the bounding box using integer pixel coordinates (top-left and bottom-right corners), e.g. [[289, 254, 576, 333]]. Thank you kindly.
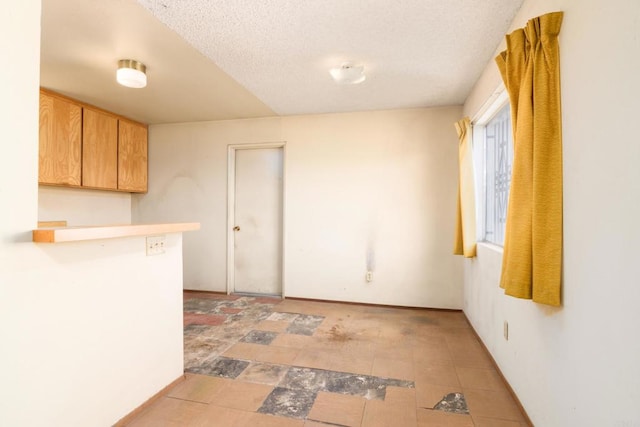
[[233, 226, 240, 231]]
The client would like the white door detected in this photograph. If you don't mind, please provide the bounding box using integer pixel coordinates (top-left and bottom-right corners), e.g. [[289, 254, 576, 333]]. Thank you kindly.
[[233, 147, 283, 295]]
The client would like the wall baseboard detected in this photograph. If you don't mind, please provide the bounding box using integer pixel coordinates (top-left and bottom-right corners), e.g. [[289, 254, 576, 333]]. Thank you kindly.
[[285, 296, 463, 312], [462, 313, 534, 427]]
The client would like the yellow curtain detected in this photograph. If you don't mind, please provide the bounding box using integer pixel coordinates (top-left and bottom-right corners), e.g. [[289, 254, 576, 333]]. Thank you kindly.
[[495, 11, 563, 306], [453, 117, 476, 258]]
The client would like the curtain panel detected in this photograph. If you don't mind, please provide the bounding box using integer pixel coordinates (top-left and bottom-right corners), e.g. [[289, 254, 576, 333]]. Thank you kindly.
[[495, 11, 564, 306], [453, 117, 477, 258]]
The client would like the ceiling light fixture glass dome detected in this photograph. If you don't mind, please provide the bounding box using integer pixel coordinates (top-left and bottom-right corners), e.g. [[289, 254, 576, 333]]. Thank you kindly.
[[329, 62, 366, 84], [116, 59, 147, 88]]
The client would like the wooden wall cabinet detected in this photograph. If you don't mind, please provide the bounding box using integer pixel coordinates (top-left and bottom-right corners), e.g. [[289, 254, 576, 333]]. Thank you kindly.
[[38, 92, 82, 186], [82, 108, 118, 190], [38, 89, 148, 193], [118, 119, 148, 192]]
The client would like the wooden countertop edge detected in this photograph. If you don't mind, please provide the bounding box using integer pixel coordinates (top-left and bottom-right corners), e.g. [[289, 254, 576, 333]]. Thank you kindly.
[[33, 222, 201, 243]]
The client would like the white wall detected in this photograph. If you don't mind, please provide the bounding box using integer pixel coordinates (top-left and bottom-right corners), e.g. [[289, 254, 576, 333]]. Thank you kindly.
[[463, 1, 640, 426], [0, 2, 185, 425], [132, 117, 284, 292], [135, 107, 464, 308], [282, 109, 462, 307], [39, 186, 131, 225]]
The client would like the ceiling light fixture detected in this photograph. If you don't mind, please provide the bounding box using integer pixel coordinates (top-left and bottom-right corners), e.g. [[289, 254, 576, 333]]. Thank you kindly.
[[116, 59, 147, 88], [329, 62, 366, 85]]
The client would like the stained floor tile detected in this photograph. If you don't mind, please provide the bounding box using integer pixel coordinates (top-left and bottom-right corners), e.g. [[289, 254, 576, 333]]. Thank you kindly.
[[240, 330, 279, 345], [433, 392, 470, 414], [187, 356, 250, 378], [280, 367, 330, 392], [286, 314, 326, 335], [236, 362, 289, 385], [183, 312, 226, 326], [258, 387, 318, 419], [123, 293, 530, 426]]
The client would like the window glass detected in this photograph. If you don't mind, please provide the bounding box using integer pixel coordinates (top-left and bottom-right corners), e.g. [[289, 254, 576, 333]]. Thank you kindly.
[[482, 104, 512, 246]]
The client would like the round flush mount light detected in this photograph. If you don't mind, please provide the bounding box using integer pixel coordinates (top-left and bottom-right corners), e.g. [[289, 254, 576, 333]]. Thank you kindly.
[[116, 59, 147, 88], [329, 62, 366, 84]]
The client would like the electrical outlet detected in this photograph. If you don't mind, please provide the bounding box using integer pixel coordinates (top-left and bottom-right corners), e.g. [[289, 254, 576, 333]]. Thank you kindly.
[[366, 271, 373, 282], [146, 235, 166, 256], [503, 321, 509, 340]]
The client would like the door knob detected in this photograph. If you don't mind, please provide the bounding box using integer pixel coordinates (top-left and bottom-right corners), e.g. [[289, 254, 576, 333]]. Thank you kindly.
[[233, 226, 240, 231]]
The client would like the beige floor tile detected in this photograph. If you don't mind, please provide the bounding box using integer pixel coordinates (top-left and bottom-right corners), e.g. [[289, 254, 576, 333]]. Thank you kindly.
[[414, 364, 460, 387], [427, 311, 471, 329], [385, 386, 416, 406], [372, 356, 414, 381], [446, 336, 488, 361], [341, 339, 376, 354], [472, 416, 529, 426], [304, 421, 330, 427], [456, 367, 505, 391], [412, 334, 449, 348], [166, 374, 231, 403], [413, 344, 454, 366], [127, 397, 207, 427], [330, 352, 374, 375], [254, 345, 300, 365], [191, 405, 253, 427], [417, 408, 474, 426], [307, 391, 366, 427], [362, 387, 417, 427], [243, 412, 305, 426], [236, 362, 289, 385], [377, 324, 411, 343], [222, 342, 263, 360], [464, 388, 525, 421], [254, 319, 291, 332], [374, 343, 414, 361], [446, 337, 494, 369], [452, 355, 494, 369], [293, 348, 334, 370], [207, 380, 273, 412], [410, 324, 448, 338], [271, 333, 313, 349]]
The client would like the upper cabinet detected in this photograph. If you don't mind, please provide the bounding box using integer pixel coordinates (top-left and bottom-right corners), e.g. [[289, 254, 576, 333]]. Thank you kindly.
[[118, 119, 148, 192], [38, 89, 148, 193], [39, 92, 82, 186], [82, 108, 118, 189]]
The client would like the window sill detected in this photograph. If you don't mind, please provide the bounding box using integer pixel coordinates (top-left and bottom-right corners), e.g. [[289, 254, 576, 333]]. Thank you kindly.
[[478, 241, 504, 254]]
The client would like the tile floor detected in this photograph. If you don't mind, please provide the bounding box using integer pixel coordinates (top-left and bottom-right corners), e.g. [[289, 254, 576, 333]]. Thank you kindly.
[[124, 292, 531, 426]]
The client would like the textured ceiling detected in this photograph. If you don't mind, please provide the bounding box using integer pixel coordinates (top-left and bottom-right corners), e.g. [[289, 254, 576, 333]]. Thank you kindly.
[[40, 0, 524, 124], [40, 0, 275, 124], [136, 0, 524, 116]]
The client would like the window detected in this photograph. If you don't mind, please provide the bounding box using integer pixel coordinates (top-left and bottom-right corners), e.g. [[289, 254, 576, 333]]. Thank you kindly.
[[473, 98, 513, 246]]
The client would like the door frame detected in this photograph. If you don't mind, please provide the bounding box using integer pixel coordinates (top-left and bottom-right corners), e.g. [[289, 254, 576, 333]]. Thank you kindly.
[[226, 142, 286, 297]]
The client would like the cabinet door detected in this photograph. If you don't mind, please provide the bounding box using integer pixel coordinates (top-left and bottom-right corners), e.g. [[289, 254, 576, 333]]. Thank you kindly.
[[118, 120, 148, 192], [82, 108, 118, 189], [38, 92, 82, 185]]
